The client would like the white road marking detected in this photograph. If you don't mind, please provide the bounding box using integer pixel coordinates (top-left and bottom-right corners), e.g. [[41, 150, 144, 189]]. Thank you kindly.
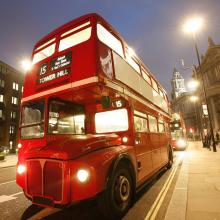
[[28, 207, 61, 220], [0, 191, 23, 203], [144, 158, 181, 220], [10, 191, 23, 197], [0, 180, 15, 186]]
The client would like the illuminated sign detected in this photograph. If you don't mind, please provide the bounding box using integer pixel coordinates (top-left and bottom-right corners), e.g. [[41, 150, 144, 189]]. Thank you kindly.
[[51, 51, 72, 71], [37, 52, 72, 85], [112, 100, 126, 108], [38, 68, 70, 84]]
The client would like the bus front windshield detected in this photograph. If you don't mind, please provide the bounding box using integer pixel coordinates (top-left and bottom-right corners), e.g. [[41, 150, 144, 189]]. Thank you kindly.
[[21, 100, 45, 139], [48, 100, 85, 135]]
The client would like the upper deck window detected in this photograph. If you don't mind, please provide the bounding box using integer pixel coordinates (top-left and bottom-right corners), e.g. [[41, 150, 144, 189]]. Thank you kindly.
[[141, 67, 151, 85], [33, 43, 56, 64], [61, 21, 90, 37], [59, 27, 92, 52], [97, 24, 124, 57], [125, 48, 141, 74], [151, 78, 158, 92]]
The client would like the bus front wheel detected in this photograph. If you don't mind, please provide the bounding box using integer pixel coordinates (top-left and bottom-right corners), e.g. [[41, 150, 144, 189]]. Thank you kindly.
[[98, 162, 133, 219]]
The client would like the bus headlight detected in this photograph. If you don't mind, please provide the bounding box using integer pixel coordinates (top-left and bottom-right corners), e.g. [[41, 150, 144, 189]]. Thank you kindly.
[[76, 169, 90, 183], [17, 164, 26, 175], [177, 139, 186, 147]]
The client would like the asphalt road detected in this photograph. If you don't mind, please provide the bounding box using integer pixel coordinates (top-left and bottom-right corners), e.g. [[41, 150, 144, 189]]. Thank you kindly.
[[0, 151, 184, 220]]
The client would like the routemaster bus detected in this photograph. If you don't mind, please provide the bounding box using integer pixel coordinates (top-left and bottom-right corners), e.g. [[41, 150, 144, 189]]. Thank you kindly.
[[170, 113, 187, 150], [16, 13, 173, 219]]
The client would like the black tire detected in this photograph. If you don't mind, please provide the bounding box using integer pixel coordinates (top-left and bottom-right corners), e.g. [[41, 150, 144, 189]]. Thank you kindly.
[[98, 162, 133, 220], [167, 146, 173, 169]]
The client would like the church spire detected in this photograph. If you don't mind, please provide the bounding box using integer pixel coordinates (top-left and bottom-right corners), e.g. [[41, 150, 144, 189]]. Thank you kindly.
[[208, 36, 215, 47], [171, 67, 186, 100]]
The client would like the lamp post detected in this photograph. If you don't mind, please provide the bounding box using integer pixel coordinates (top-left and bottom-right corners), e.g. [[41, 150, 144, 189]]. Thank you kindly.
[[183, 17, 217, 152]]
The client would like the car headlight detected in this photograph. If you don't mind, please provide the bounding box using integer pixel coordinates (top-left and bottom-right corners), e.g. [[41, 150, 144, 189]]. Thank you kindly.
[[76, 169, 90, 183], [3, 149, 6, 153], [17, 164, 26, 175], [177, 139, 186, 147]]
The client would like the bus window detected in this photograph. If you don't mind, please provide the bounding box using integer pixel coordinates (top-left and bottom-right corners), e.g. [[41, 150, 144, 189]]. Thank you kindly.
[[134, 116, 148, 132], [97, 24, 124, 57], [59, 27, 92, 52], [148, 115, 157, 132], [61, 21, 90, 37], [48, 100, 85, 135], [151, 78, 158, 92], [95, 108, 128, 133], [21, 100, 45, 139], [141, 67, 151, 85], [33, 43, 56, 64], [158, 120, 165, 133], [125, 48, 141, 74]]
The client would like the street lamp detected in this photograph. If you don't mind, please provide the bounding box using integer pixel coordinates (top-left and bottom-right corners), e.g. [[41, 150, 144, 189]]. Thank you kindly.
[[21, 59, 32, 72], [187, 79, 199, 91], [183, 17, 217, 152]]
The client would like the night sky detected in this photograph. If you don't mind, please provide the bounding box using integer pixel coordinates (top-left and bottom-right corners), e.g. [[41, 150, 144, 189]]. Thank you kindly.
[[1, 0, 220, 95]]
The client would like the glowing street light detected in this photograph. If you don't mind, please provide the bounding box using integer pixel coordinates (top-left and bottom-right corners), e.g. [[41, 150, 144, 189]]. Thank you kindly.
[[183, 16, 217, 152], [183, 17, 203, 34], [190, 95, 199, 102], [187, 79, 199, 91], [21, 59, 32, 72]]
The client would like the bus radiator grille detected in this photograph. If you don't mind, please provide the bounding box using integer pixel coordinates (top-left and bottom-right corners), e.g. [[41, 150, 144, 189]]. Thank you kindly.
[[27, 160, 63, 202]]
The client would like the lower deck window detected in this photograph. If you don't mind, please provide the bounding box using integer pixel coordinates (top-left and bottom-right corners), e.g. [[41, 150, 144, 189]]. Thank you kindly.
[[95, 108, 128, 133]]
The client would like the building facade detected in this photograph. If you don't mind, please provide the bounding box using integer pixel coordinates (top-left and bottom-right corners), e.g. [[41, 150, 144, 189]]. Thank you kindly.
[[0, 60, 24, 152], [194, 37, 220, 135]]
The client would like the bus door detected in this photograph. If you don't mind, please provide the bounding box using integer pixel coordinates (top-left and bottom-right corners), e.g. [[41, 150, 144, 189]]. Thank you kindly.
[[158, 120, 169, 164], [133, 114, 153, 182], [148, 115, 162, 170]]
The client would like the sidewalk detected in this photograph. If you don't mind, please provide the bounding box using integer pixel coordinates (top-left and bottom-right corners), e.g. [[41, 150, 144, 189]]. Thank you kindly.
[[165, 141, 220, 220], [0, 154, 17, 168]]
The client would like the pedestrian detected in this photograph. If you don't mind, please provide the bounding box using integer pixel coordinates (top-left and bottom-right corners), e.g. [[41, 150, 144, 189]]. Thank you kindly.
[[216, 132, 220, 145]]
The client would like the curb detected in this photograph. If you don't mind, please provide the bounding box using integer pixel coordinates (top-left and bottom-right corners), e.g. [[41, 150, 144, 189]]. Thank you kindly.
[[164, 151, 188, 220]]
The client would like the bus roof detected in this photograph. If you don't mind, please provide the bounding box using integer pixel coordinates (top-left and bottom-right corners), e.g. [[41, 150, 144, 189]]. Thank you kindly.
[[33, 13, 168, 97]]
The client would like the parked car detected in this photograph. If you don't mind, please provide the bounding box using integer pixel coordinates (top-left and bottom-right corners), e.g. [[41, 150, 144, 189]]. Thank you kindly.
[[0, 146, 6, 160]]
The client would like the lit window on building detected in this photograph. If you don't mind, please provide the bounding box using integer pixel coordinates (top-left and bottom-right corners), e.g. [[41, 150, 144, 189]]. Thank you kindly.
[[11, 111, 16, 119], [0, 109, 2, 118], [13, 82, 19, 91], [12, 97, 18, 105], [0, 94, 3, 102], [9, 125, 15, 134], [0, 79, 4, 87]]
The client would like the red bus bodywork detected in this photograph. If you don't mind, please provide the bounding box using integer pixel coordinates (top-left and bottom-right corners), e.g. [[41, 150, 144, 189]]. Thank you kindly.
[[17, 13, 172, 217]]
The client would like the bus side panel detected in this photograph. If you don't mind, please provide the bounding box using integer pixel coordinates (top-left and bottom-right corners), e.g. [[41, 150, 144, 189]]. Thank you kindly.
[[160, 133, 170, 164], [134, 132, 154, 184]]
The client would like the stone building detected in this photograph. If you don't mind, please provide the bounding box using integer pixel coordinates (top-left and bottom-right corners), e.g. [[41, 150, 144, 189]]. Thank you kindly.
[[0, 60, 24, 152], [194, 37, 220, 135]]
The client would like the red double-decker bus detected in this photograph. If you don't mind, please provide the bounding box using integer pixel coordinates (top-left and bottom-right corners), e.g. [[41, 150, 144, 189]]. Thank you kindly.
[[16, 13, 172, 219]]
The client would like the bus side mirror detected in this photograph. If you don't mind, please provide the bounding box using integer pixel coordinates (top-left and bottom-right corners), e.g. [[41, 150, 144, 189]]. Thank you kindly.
[[101, 96, 111, 109]]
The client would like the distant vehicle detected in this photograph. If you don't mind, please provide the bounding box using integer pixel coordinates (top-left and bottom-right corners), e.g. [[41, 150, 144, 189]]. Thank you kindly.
[[16, 13, 172, 219], [0, 146, 6, 160], [170, 113, 187, 150]]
